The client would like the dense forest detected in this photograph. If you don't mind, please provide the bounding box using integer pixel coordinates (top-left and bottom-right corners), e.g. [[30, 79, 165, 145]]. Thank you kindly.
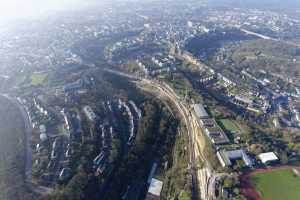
[[185, 29, 256, 59]]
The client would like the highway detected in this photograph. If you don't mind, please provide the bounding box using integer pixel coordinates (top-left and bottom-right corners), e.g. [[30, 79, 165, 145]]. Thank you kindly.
[[241, 28, 274, 40], [241, 28, 300, 48]]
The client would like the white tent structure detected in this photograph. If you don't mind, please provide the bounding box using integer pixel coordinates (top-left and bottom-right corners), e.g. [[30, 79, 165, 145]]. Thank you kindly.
[[258, 152, 279, 164]]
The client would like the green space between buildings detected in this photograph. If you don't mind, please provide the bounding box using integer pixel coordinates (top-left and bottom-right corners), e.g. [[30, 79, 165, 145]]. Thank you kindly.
[[219, 119, 241, 133]]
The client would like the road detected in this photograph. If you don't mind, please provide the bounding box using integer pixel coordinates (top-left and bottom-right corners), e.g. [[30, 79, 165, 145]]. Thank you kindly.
[[241, 28, 300, 47], [103, 68, 140, 80], [241, 28, 274, 40]]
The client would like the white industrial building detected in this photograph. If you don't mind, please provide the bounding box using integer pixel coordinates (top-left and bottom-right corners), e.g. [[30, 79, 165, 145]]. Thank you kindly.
[[146, 178, 163, 200], [258, 152, 279, 164], [193, 104, 209, 119]]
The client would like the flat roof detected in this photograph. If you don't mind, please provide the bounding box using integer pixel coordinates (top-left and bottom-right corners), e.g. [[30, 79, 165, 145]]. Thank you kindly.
[[217, 151, 232, 167], [217, 149, 253, 167], [193, 104, 209, 118], [148, 178, 163, 197], [258, 152, 278, 163], [206, 127, 230, 145], [200, 118, 215, 126]]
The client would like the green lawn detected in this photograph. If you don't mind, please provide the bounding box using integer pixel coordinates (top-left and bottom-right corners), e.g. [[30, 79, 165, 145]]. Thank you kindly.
[[219, 119, 241, 133], [30, 74, 47, 85], [250, 169, 300, 200]]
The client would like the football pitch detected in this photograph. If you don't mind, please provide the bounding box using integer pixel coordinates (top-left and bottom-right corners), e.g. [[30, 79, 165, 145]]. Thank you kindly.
[[250, 168, 300, 200]]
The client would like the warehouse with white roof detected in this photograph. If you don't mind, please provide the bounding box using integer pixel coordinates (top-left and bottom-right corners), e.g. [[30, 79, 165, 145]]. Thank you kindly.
[[146, 178, 163, 200], [258, 152, 279, 164], [193, 104, 209, 119]]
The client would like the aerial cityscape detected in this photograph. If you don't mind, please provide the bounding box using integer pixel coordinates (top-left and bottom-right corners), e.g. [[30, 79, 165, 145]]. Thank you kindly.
[[1, 0, 300, 200]]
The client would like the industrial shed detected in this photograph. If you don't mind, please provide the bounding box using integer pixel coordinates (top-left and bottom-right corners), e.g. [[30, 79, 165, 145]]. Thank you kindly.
[[258, 152, 279, 164], [193, 104, 209, 119]]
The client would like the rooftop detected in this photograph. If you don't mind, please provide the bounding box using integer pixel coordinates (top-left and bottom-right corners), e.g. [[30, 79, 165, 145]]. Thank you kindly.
[[205, 127, 230, 145], [148, 178, 163, 197], [217, 149, 253, 167], [193, 104, 209, 119], [258, 152, 279, 163]]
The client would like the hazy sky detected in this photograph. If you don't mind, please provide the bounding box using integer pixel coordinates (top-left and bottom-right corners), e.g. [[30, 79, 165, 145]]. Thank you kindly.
[[0, 0, 98, 23], [0, 0, 299, 24], [209, 0, 300, 9]]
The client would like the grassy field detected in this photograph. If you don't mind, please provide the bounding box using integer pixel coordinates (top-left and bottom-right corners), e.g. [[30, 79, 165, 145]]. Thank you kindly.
[[30, 74, 47, 86], [250, 168, 300, 200], [0, 96, 26, 200], [219, 119, 241, 133]]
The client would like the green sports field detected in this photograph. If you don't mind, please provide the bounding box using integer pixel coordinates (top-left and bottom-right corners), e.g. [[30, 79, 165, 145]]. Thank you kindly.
[[250, 168, 300, 200], [219, 119, 241, 133], [30, 74, 47, 86]]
